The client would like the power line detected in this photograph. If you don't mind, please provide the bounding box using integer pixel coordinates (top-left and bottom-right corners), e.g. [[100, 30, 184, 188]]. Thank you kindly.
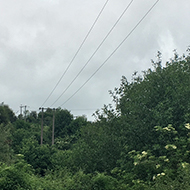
[[50, 0, 134, 107], [26, 107, 99, 113], [59, 0, 160, 107], [41, 0, 109, 107], [69, 108, 99, 111]]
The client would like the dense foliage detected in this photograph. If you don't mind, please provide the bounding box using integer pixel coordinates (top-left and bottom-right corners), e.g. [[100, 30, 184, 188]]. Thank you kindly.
[[1, 51, 190, 189]]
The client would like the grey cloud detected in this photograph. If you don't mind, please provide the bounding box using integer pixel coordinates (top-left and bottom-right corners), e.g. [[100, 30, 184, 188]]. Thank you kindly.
[[0, 0, 190, 120]]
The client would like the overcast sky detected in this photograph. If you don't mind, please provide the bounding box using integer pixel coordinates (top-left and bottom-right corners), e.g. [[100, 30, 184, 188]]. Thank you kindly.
[[1, 0, 190, 120]]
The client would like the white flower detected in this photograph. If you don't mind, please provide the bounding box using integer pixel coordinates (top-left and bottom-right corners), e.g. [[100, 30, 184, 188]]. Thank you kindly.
[[134, 162, 138, 166], [165, 144, 177, 149], [185, 123, 190, 130], [181, 162, 189, 168], [142, 151, 148, 156], [172, 145, 177, 149], [163, 127, 171, 131], [136, 154, 142, 160], [157, 173, 165, 177]]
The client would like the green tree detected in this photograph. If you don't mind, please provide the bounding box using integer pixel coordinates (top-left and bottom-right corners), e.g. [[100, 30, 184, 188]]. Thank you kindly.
[[0, 104, 16, 124], [107, 52, 190, 151], [11, 120, 41, 153], [70, 124, 122, 173], [0, 155, 39, 190], [69, 115, 88, 135], [0, 123, 12, 163], [26, 111, 38, 123], [21, 138, 55, 175], [54, 108, 73, 138]]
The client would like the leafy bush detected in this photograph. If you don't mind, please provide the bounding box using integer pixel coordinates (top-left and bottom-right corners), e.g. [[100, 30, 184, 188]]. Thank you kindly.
[[0, 155, 36, 190]]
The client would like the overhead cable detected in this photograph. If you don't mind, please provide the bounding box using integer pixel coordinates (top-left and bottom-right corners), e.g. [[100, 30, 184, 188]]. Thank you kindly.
[[59, 0, 160, 107], [41, 0, 109, 107], [50, 0, 134, 107]]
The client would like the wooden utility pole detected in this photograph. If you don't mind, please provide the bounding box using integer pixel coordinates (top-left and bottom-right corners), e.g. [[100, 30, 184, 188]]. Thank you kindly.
[[39, 107, 55, 145], [20, 104, 24, 116], [39, 107, 45, 145], [20, 104, 27, 120], [24, 105, 27, 121], [52, 108, 55, 145]]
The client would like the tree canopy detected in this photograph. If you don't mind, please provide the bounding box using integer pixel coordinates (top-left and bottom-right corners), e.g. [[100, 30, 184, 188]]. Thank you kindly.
[[1, 50, 190, 189]]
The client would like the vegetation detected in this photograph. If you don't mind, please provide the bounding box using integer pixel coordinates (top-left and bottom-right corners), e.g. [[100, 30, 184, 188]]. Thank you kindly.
[[0, 50, 190, 189]]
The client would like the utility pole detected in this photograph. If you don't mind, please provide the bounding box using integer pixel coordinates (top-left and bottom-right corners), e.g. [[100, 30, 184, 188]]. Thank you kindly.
[[52, 108, 55, 145], [20, 104, 23, 116], [20, 104, 26, 119], [39, 107, 47, 145], [20, 105, 27, 120], [39, 107, 55, 145], [24, 105, 27, 121]]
